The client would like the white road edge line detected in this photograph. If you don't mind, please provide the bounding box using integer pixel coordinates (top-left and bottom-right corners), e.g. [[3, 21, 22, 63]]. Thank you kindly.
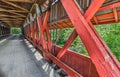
[[0, 39, 7, 44], [0, 36, 12, 44]]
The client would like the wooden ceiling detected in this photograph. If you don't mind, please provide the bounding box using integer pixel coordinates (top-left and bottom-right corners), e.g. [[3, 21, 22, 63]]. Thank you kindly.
[[1, 0, 119, 28], [0, 0, 35, 27]]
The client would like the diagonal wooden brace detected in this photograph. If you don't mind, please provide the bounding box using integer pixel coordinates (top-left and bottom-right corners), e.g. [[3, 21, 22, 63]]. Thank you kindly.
[[59, 0, 120, 76]]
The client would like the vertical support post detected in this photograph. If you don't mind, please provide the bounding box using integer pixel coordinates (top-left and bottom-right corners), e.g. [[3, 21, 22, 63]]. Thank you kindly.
[[37, 11, 51, 51], [27, 26, 29, 38], [113, 8, 118, 22], [32, 21, 35, 42], [32, 20, 38, 43], [37, 16, 47, 49], [43, 11, 52, 51], [37, 10, 52, 61], [30, 23, 34, 40], [28, 24, 31, 38]]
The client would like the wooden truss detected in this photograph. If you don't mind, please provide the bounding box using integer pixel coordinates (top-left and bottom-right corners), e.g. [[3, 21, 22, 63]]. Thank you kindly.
[[1, 0, 120, 77]]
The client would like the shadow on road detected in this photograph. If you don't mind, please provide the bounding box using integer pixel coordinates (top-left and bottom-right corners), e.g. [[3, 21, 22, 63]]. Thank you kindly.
[[0, 67, 5, 77]]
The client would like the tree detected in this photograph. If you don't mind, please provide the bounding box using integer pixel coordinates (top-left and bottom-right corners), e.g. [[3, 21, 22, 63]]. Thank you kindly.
[[11, 28, 21, 34]]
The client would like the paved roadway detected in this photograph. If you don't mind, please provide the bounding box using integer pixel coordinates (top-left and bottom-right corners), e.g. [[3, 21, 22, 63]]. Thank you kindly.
[[0, 35, 59, 77]]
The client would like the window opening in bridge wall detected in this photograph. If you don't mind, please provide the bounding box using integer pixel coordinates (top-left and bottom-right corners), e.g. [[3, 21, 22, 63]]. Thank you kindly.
[[70, 36, 89, 56], [55, 28, 89, 56], [11, 27, 21, 35], [56, 28, 74, 46], [50, 29, 59, 43], [95, 23, 120, 61]]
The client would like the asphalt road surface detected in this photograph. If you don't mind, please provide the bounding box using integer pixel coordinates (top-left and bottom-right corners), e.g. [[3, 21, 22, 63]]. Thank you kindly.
[[0, 35, 58, 77]]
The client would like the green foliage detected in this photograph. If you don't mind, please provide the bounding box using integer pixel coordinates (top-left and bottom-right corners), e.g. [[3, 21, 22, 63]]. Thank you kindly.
[[70, 37, 88, 56], [11, 28, 21, 34], [56, 23, 120, 61], [95, 23, 120, 61], [56, 28, 74, 46], [56, 28, 88, 56]]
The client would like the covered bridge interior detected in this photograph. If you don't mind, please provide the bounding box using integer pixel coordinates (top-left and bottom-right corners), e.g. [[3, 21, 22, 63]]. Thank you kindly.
[[0, 0, 120, 77]]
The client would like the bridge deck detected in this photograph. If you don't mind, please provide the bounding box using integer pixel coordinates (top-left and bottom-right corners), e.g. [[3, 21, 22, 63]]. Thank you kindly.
[[0, 35, 58, 77]]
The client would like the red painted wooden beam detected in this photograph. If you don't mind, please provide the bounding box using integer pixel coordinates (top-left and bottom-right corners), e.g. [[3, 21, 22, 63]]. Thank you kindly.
[[26, 37, 83, 77], [60, 0, 120, 76], [113, 8, 118, 22], [57, 0, 105, 58], [57, 30, 78, 58], [37, 16, 46, 49], [84, 0, 105, 21], [93, 16, 98, 24], [33, 21, 37, 43], [43, 11, 52, 52], [99, 2, 120, 11]]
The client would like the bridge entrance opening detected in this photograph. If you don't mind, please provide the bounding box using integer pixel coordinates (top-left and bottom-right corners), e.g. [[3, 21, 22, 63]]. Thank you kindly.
[[11, 27, 21, 35]]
